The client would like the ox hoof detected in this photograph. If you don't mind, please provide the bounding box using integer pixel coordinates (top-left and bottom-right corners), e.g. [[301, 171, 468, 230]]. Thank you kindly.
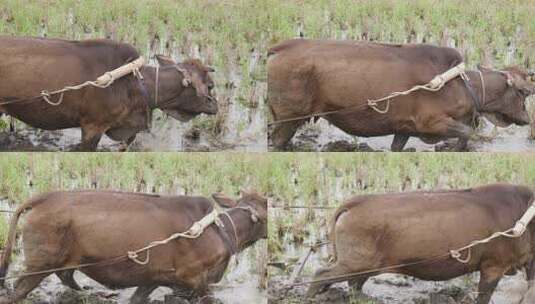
[[163, 294, 190, 304]]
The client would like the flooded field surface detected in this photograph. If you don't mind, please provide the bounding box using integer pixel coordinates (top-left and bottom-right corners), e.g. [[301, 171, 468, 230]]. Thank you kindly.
[[283, 118, 535, 152]]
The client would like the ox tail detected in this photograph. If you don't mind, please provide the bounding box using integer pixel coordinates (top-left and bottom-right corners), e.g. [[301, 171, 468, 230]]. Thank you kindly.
[[328, 206, 349, 264], [267, 45, 285, 57], [0, 194, 48, 286], [267, 39, 303, 57]]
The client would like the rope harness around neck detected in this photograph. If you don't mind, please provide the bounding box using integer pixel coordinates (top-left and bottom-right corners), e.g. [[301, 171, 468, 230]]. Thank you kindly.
[[150, 64, 193, 108]]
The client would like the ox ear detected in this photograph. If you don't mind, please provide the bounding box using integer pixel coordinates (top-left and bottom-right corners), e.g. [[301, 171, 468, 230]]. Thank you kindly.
[[155, 54, 176, 66], [212, 193, 237, 208]]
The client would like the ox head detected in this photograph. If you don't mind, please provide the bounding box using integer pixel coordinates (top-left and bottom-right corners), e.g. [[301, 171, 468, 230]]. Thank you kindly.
[[479, 66, 535, 127], [155, 55, 218, 122], [212, 190, 268, 240]]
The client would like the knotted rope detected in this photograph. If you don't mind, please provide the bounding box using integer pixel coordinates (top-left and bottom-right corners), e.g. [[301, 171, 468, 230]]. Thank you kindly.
[[367, 63, 467, 113], [127, 208, 222, 265], [0, 57, 145, 107], [450, 201, 535, 263]]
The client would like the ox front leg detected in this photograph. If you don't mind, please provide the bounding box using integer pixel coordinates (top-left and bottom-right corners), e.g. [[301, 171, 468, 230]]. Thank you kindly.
[[521, 259, 535, 304], [130, 285, 158, 304], [56, 270, 82, 290], [420, 117, 473, 152], [477, 265, 505, 304], [118, 134, 138, 152], [0, 274, 48, 304], [78, 124, 104, 151], [9, 117, 14, 133]]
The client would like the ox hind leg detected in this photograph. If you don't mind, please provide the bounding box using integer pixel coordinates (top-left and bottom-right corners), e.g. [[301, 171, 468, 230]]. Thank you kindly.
[[416, 116, 473, 152], [269, 119, 305, 151], [476, 264, 506, 304], [306, 262, 370, 299], [520, 259, 535, 304], [56, 270, 82, 291], [130, 285, 158, 304], [0, 273, 49, 304], [77, 124, 105, 151], [391, 134, 410, 151], [348, 276, 369, 294], [6, 219, 74, 302]]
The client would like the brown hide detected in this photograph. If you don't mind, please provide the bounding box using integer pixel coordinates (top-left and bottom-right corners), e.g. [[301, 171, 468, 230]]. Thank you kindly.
[[0, 190, 267, 303], [308, 183, 535, 304], [0, 37, 149, 150], [0, 37, 218, 151], [268, 39, 533, 151]]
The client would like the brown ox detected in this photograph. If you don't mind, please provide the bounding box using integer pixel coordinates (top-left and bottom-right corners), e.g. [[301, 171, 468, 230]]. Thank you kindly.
[[307, 184, 535, 304], [268, 39, 535, 151], [0, 37, 218, 151], [0, 190, 267, 303]]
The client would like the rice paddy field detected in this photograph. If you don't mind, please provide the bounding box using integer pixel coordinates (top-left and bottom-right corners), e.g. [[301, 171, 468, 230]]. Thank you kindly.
[[268, 153, 535, 304], [0, 153, 270, 304]]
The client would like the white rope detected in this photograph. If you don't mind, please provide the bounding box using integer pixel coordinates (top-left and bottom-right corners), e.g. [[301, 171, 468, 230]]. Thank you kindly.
[[368, 62, 466, 113], [39, 57, 145, 106], [478, 70, 486, 105], [127, 208, 222, 265], [154, 65, 159, 105], [450, 202, 535, 263]]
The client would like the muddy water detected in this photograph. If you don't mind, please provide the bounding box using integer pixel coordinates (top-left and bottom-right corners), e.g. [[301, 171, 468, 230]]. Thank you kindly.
[[269, 206, 532, 304], [0, 200, 266, 304], [288, 117, 535, 152]]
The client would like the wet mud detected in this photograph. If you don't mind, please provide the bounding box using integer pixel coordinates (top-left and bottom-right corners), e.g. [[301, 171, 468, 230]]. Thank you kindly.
[[269, 273, 529, 304], [283, 117, 535, 152]]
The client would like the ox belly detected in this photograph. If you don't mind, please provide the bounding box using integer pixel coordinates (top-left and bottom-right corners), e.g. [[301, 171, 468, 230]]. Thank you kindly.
[[325, 111, 404, 137], [335, 199, 530, 281]]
